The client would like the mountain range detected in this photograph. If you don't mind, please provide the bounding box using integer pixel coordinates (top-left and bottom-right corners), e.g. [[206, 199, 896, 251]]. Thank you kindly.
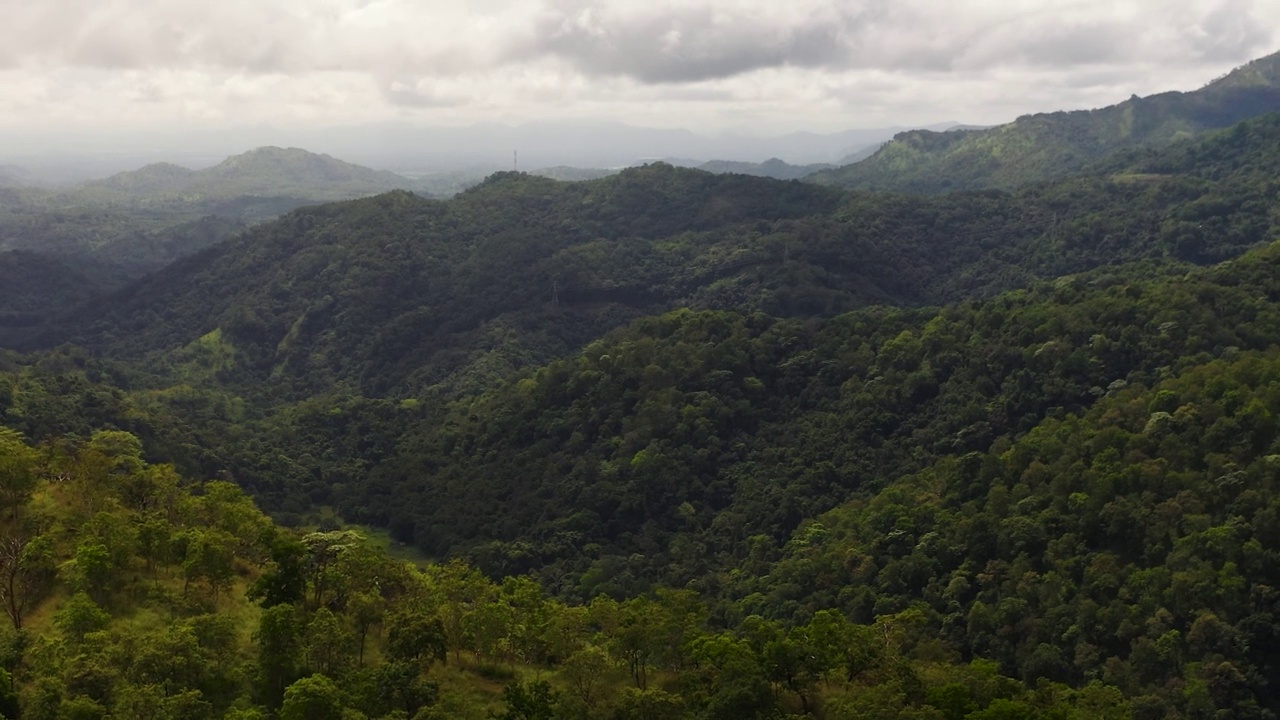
[[3, 48, 1280, 720], [809, 51, 1280, 192]]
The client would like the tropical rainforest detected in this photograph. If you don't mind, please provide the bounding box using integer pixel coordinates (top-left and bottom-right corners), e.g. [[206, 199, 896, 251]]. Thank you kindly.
[[0, 52, 1279, 720]]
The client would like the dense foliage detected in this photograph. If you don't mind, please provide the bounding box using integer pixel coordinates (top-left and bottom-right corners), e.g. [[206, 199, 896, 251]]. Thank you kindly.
[[346, 243, 1280, 597]]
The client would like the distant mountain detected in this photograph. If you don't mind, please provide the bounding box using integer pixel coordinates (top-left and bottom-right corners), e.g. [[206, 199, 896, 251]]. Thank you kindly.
[[809, 50, 1280, 193], [0, 148, 416, 291], [71, 146, 412, 206], [696, 157, 833, 180]]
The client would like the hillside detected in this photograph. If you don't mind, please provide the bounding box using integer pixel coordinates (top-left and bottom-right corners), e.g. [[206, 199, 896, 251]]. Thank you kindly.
[[0, 250, 102, 325], [348, 241, 1280, 590], [1, 232, 1278, 720], [0, 371, 1209, 720], [809, 51, 1280, 193]]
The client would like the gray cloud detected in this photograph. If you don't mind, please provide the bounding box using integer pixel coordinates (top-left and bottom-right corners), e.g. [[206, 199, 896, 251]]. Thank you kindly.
[[383, 80, 465, 108], [1194, 0, 1274, 61], [518, 1, 885, 82], [0, 0, 1277, 135]]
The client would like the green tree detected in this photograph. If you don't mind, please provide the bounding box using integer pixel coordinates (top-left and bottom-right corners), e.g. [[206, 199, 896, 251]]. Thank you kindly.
[[54, 592, 109, 643], [385, 610, 448, 672], [0, 429, 38, 519], [254, 604, 302, 708], [0, 533, 55, 629], [495, 680, 560, 720], [280, 674, 346, 720]]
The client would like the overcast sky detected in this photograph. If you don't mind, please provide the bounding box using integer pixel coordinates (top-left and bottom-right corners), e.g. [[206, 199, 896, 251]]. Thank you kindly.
[[1, 0, 1278, 137]]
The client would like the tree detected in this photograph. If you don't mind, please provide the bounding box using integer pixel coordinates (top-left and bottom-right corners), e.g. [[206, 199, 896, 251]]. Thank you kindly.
[[254, 604, 302, 708], [181, 528, 236, 599], [280, 674, 346, 720], [64, 540, 113, 602], [0, 429, 38, 520], [300, 530, 365, 610], [304, 608, 354, 677], [248, 532, 307, 608], [558, 645, 613, 715], [54, 592, 109, 643], [385, 610, 447, 672], [495, 680, 560, 720], [0, 533, 55, 629], [371, 660, 438, 717], [610, 597, 663, 689]]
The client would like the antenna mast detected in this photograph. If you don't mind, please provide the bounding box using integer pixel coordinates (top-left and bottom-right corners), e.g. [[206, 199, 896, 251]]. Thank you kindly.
[[514, 150, 518, 172]]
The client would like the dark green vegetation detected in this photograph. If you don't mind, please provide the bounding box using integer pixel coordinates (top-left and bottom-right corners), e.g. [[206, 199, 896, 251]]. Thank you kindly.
[[4, 56, 1280, 719], [3, 242, 1280, 718], [808, 51, 1280, 193], [0, 425, 1168, 719], [0, 252, 102, 328]]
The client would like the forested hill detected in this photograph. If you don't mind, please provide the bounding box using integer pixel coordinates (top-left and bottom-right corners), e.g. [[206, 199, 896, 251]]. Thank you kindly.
[[349, 241, 1280, 593], [27, 110, 1280, 401], [2, 241, 1277, 719], [69, 146, 412, 206], [807, 50, 1280, 193]]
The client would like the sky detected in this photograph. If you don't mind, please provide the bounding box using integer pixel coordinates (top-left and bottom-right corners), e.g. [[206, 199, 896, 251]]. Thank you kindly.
[[1, 0, 1278, 139]]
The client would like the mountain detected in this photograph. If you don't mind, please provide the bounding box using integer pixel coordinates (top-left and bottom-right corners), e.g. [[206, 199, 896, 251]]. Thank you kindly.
[[70, 146, 412, 206], [0, 148, 420, 304], [5, 224, 1279, 720], [809, 51, 1280, 193], [1, 109, 1270, 569], [36, 110, 1280, 392]]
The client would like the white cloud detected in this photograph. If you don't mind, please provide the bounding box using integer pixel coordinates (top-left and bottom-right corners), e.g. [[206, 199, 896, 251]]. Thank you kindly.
[[0, 0, 1275, 134]]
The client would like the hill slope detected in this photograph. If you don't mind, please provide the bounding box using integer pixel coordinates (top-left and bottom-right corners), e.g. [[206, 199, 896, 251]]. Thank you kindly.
[[809, 51, 1280, 192]]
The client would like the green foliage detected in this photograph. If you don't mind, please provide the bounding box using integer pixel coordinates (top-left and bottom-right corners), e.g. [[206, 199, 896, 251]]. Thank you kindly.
[[349, 241, 1280, 598], [280, 674, 347, 720], [495, 680, 561, 720]]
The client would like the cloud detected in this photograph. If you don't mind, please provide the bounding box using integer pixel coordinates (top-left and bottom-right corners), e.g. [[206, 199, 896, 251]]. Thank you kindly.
[[517, 0, 881, 82], [1193, 0, 1275, 61], [0, 0, 1277, 135], [383, 79, 465, 108]]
